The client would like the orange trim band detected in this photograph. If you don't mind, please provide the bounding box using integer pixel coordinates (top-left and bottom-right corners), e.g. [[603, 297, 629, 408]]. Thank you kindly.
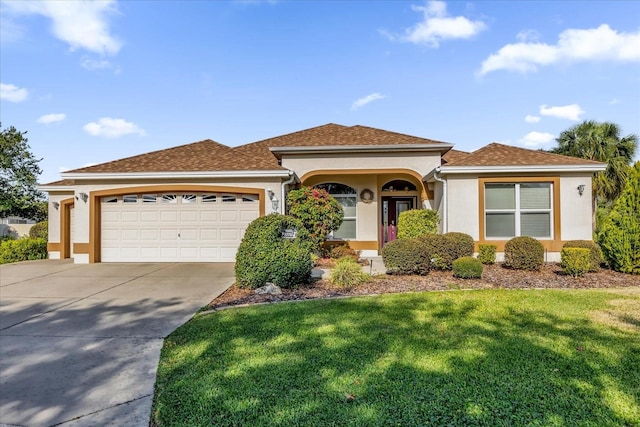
[[59, 198, 74, 259], [73, 243, 90, 254], [47, 242, 61, 252]]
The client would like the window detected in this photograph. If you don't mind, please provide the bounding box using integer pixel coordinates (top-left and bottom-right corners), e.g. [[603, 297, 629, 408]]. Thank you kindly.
[[314, 183, 357, 239], [142, 194, 157, 203], [202, 194, 217, 203], [123, 195, 138, 204], [182, 194, 197, 204], [242, 194, 258, 203], [162, 194, 178, 204], [222, 195, 237, 203], [102, 197, 118, 204], [485, 183, 552, 239]]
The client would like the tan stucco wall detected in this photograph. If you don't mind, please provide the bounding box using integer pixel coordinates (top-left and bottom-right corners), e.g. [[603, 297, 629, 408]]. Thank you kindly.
[[446, 176, 480, 239], [282, 152, 442, 179]]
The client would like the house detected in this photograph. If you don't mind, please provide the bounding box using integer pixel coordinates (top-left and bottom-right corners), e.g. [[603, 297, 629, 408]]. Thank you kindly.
[[40, 124, 606, 263]]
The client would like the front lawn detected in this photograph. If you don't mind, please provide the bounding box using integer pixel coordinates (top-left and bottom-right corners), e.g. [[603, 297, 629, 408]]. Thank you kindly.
[[152, 288, 639, 426]]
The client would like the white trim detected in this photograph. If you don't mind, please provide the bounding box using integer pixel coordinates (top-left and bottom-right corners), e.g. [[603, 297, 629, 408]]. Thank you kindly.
[[37, 186, 74, 192], [60, 170, 292, 180], [437, 164, 606, 175]]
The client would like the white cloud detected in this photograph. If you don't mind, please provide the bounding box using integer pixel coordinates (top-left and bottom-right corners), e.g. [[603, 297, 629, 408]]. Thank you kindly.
[[516, 29, 540, 43], [525, 115, 541, 123], [3, 0, 122, 55], [609, 98, 619, 105], [37, 113, 67, 124], [0, 83, 29, 102], [517, 131, 556, 147], [393, 1, 487, 47], [539, 104, 585, 121], [83, 117, 146, 138], [480, 24, 640, 75], [81, 57, 112, 70], [351, 93, 386, 111]]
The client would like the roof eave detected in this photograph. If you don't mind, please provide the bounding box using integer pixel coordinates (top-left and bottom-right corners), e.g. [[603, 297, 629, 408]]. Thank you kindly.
[[438, 164, 607, 174], [60, 170, 293, 180], [269, 143, 454, 158], [37, 185, 75, 192]]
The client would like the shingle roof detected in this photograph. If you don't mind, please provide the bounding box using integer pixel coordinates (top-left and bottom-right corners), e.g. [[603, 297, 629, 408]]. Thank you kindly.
[[40, 179, 75, 187], [442, 149, 470, 165], [66, 139, 285, 173], [443, 143, 606, 167]]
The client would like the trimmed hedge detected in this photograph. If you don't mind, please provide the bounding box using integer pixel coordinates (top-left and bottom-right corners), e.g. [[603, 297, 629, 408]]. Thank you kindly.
[[504, 236, 544, 271], [397, 209, 439, 239], [29, 221, 48, 240], [418, 232, 474, 270], [561, 248, 591, 278], [453, 256, 483, 279], [478, 244, 497, 265], [562, 240, 602, 272], [235, 214, 313, 289], [0, 238, 48, 264], [381, 238, 430, 275]]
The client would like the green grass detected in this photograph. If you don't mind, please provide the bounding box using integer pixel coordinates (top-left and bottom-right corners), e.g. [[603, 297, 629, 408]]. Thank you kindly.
[[152, 289, 640, 426]]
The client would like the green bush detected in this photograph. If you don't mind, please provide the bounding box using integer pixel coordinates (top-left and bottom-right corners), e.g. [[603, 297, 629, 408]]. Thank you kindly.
[[444, 232, 474, 260], [0, 238, 48, 264], [453, 256, 483, 279], [561, 248, 591, 278], [235, 214, 313, 289], [478, 244, 497, 264], [562, 240, 602, 272], [504, 236, 544, 271], [598, 162, 640, 275], [330, 257, 370, 287], [397, 209, 439, 239], [418, 232, 474, 270], [287, 186, 344, 251], [381, 238, 430, 275], [29, 221, 48, 240], [329, 243, 359, 261]]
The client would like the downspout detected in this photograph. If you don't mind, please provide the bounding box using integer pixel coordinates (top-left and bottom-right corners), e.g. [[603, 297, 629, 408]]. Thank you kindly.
[[432, 167, 447, 233], [281, 171, 296, 214]]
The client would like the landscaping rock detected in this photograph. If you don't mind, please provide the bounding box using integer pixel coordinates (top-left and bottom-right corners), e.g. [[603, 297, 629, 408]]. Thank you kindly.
[[254, 283, 282, 295]]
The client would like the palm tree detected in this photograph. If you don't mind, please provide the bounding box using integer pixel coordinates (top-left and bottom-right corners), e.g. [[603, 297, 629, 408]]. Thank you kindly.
[[550, 120, 638, 230]]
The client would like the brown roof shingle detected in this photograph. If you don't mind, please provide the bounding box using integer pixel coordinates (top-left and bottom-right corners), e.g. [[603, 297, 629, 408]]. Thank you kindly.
[[442, 149, 470, 165], [443, 143, 606, 167], [40, 179, 75, 187]]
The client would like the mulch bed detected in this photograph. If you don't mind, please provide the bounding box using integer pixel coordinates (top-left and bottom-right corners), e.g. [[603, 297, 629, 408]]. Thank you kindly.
[[207, 263, 639, 311]]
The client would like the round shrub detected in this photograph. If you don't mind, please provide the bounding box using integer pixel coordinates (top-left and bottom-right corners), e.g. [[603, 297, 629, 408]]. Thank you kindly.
[[29, 221, 48, 240], [417, 232, 474, 270], [504, 236, 544, 271], [287, 186, 344, 251], [235, 214, 313, 289], [562, 240, 602, 272], [330, 257, 369, 287], [561, 248, 591, 278], [453, 256, 483, 279], [397, 209, 439, 239], [329, 243, 359, 261], [381, 238, 430, 275], [444, 232, 474, 261], [478, 244, 497, 265]]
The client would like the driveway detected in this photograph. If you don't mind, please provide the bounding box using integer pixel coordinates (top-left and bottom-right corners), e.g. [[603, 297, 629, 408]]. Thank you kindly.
[[0, 260, 235, 427]]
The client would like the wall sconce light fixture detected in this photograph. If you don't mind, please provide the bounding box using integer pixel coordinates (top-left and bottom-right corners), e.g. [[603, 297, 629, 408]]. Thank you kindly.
[[78, 192, 89, 203], [271, 196, 279, 212], [52, 201, 60, 210], [267, 189, 275, 200], [577, 185, 585, 196]]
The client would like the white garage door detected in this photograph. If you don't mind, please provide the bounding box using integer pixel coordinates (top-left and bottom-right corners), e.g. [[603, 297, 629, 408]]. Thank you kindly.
[[101, 192, 260, 262]]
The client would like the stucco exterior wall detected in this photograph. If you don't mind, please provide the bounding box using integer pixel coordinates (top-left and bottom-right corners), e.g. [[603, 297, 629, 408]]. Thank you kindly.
[[446, 175, 479, 239], [282, 151, 442, 179], [560, 175, 594, 240]]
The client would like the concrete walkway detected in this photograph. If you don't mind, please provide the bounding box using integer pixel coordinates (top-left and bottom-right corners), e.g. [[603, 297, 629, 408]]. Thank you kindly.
[[0, 260, 235, 427]]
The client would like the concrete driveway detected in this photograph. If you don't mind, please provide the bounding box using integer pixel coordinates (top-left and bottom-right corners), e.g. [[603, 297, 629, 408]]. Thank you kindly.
[[0, 259, 235, 427]]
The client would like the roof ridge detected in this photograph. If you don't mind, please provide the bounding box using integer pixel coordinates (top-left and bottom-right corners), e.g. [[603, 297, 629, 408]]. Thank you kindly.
[[485, 142, 604, 164], [233, 123, 347, 150], [350, 125, 451, 145]]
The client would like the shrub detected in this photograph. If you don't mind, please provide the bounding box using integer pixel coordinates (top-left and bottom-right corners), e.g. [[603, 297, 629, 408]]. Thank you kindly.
[[330, 257, 370, 287], [453, 256, 483, 279], [562, 240, 602, 272], [598, 162, 640, 275], [478, 244, 497, 264], [444, 232, 474, 260], [235, 214, 313, 289], [561, 248, 591, 278], [418, 232, 474, 270], [504, 236, 544, 271], [381, 238, 430, 275], [329, 243, 359, 261], [29, 221, 48, 240], [0, 238, 48, 264], [287, 186, 344, 251], [397, 209, 439, 239]]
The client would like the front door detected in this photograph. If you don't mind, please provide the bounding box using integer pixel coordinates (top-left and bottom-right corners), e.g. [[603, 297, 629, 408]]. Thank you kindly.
[[382, 197, 415, 244]]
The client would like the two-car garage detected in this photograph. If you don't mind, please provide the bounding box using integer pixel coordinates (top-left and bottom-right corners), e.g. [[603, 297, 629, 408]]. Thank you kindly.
[[100, 191, 260, 262]]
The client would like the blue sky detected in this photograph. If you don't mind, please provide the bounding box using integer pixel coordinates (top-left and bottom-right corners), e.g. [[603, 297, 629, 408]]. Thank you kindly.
[[1, 0, 639, 184]]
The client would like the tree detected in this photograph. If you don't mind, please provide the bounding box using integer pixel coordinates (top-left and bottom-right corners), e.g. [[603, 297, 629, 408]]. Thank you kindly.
[[0, 124, 46, 221], [597, 161, 640, 274], [550, 120, 638, 229], [286, 186, 344, 251]]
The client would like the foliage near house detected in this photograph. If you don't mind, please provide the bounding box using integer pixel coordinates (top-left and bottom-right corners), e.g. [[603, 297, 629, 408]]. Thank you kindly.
[[598, 162, 640, 275], [397, 209, 439, 239], [330, 257, 370, 287], [29, 221, 48, 240], [560, 248, 592, 278], [562, 240, 602, 272], [504, 236, 544, 271], [418, 232, 474, 270], [0, 237, 47, 264], [478, 244, 497, 264], [452, 256, 483, 279], [235, 214, 313, 288], [381, 238, 430, 275], [287, 186, 344, 251]]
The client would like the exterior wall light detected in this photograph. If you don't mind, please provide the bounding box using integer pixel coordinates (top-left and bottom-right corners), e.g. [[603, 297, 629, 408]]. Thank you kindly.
[[78, 192, 89, 203], [577, 185, 585, 196], [52, 201, 60, 210]]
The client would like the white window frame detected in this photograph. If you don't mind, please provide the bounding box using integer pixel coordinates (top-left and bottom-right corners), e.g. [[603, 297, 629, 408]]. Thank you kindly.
[[314, 183, 357, 240], [485, 183, 553, 239]]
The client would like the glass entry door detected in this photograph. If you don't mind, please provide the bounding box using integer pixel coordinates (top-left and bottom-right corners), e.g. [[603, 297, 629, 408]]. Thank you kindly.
[[382, 197, 415, 244]]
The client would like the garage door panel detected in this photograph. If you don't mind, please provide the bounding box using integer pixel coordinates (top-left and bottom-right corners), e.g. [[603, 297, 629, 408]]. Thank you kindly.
[[101, 192, 259, 262]]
